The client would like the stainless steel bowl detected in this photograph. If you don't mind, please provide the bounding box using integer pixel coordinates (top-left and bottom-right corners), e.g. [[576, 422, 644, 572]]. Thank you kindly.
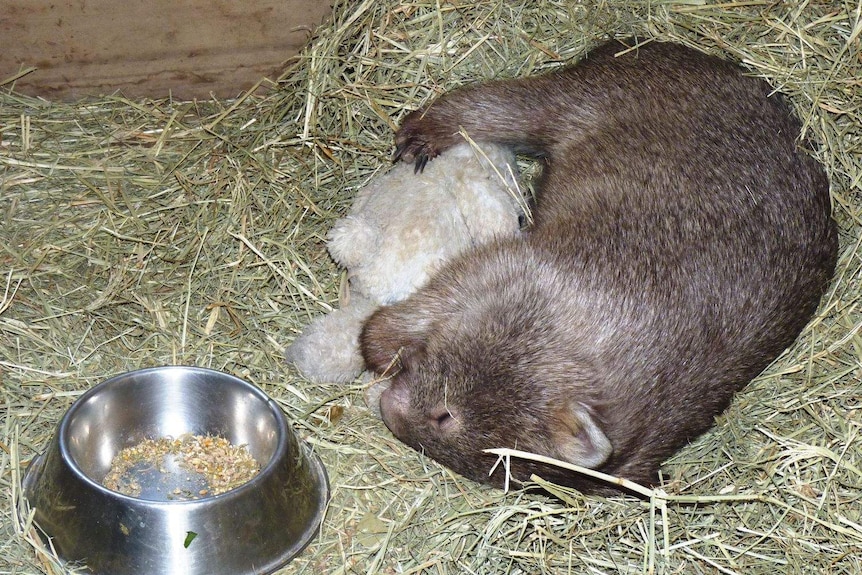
[[23, 366, 329, 575]]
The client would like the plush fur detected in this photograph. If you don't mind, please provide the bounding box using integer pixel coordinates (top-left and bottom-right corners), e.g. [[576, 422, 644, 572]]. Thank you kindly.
[[285, 142, 523, 383]]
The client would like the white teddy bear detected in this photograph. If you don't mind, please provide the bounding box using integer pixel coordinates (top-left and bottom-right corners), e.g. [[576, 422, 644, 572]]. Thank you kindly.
[[285, 141, 525, 383]]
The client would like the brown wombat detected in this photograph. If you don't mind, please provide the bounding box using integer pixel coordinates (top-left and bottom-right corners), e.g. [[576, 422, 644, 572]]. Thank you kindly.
[[360, 40, 837, 494]]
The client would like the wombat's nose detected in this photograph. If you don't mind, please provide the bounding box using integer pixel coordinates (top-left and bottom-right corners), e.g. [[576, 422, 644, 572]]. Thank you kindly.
[[379, 383, 411, 437]]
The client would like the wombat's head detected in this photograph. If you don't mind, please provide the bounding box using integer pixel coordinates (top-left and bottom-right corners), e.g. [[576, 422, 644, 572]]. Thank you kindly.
[[360, 286, 612, 489]]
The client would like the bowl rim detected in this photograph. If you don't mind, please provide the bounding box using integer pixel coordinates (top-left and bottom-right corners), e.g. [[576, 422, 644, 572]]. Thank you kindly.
[[57, 365, 291, 506]]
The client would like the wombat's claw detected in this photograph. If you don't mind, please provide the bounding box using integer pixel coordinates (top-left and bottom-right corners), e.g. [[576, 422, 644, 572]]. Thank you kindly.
[[413, 154, 429, 174], [393, 141, 413, 164], [393, 140, 433, 173]]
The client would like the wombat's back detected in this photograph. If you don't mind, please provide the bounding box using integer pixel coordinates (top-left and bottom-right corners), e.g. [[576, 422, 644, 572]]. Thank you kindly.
[[362, 40, 837, 493]]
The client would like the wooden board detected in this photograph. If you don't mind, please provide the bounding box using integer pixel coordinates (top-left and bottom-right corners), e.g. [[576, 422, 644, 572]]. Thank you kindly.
[[0, 0, 332, 100]]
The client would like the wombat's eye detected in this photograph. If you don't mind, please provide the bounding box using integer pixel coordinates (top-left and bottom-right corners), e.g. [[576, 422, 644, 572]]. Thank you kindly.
[[429, 408, 456, 432]]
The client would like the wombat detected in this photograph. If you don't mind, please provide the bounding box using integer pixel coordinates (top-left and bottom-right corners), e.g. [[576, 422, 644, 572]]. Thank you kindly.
[[360, 39, 837, 494]]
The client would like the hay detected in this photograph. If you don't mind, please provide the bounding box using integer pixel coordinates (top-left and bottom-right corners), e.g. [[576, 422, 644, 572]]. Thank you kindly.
[[2, 0, 861, 573]]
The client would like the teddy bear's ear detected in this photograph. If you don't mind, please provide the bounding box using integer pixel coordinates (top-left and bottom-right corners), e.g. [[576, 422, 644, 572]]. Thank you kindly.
[[327, 216, 381, 269], [360, 299, 434, 375]]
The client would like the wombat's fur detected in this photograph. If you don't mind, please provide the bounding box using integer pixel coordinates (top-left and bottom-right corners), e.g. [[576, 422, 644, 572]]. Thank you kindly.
[[360, 40, 837, 494]]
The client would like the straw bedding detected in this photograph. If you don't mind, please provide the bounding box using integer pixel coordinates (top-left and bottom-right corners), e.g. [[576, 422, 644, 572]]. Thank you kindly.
[[2, 0, 861, 573]]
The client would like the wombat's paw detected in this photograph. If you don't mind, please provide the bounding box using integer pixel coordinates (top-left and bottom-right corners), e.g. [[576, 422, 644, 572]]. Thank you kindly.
[[393, 111, 442, 173]]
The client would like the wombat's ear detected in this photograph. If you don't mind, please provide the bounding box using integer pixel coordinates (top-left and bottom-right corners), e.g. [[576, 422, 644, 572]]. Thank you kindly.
[[360, 302, 431, 375], [551, 402, 612, 469]]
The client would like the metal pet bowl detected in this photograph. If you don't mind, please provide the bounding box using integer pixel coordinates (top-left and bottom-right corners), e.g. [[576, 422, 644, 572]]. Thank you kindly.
[[23, 366, 329, 575]]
